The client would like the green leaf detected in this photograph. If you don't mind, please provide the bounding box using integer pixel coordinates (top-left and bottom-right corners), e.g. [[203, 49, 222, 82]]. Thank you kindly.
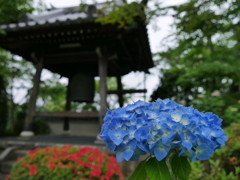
[[170, 153, 191, 180], [128, 159, 147, 180], [0, 28, 6, 35], [145, 157, 171, 180]]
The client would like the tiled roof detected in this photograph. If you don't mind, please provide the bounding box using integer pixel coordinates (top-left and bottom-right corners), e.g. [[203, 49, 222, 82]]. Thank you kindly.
[[0, 1, 123, 31]]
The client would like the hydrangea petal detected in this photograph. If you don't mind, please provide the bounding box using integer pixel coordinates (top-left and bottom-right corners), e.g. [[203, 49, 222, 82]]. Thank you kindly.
[[134, 126, 149, 142], [151, 141, 171, 161], [123, 149, 134, 161], [116, 151, 124, 162]]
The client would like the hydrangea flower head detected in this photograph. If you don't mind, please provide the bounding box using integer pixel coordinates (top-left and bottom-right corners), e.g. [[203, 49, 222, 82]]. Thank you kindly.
[[100, 99, 228, 162]]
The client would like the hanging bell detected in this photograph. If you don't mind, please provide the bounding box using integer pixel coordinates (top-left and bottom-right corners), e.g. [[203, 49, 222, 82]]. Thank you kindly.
[[69, 72, 95, 103]]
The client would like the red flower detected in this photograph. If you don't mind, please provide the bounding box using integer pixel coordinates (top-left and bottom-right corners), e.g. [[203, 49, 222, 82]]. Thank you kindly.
[[87, 154, 97, 162], [68, 154, 78, 161], [97, 157, 104, 164], [29, 165, 37, 175], [30, 155, 36, 160], [28, 148, 41, 155], [76, 160, 84, 166], [85, 162, 93, 168], [229, 157, 238, 165], [9, 145, 123, 179], [63, 145, 73, 150], [89, 165, 101, 177], [6, 174, 11, 179], [61, 150, 68, 156], [106, 164, 114, 179], [48, 162, 55, 170], [45, 147, 50, 154]]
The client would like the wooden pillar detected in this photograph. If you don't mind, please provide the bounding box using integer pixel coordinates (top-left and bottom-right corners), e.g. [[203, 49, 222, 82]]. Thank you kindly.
[[22, 58, 43, 135], [63, 78, 71, 132], [96, 47, 108, 127], [117, 76, 124, 107]]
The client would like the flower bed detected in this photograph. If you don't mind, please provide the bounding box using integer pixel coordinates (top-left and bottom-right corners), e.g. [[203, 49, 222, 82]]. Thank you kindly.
[[7, 145, 123, 180]]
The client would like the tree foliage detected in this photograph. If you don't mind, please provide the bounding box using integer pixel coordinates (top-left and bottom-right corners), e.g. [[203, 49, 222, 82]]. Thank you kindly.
[[0, 0, 34, 23], [95, 1, 146, 28], [0, 0, 45, 23], [84, 0, 167, 28], [37, 74, 67, 112], [0, 0, 44, 133], [151, 0, 240, 126], [0, 49, 35, 133]]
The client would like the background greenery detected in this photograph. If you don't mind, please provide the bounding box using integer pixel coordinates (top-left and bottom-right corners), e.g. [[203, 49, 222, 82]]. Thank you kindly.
[[151, 0, 240, 127]]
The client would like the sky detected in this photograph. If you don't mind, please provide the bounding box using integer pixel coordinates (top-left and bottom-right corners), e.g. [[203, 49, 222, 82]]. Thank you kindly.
[[27, 0, 187, 105]]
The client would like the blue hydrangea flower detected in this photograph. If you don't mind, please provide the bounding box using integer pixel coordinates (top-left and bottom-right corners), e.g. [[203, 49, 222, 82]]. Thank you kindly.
[[100, 98, 228, 162]]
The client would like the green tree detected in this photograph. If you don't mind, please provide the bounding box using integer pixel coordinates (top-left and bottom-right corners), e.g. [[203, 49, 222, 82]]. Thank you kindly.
[[0, 0, 45, 133], [151, 0, 240, 126], [0, 0, 45, 23], [37, 74, 67, 112], [0, 0, 45, 34], [0, 49, 34, 132], [0, 0, 34, 23], [85, 0, 166, 29]]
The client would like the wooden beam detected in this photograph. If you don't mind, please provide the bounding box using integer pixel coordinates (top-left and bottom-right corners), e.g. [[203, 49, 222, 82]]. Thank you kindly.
[[96, 46, 108, 127], [107, 89, 147, 94], [117, 76, 124, 107], [44, 51, 117, 64], [44, 51, 96, 58], [23, 56, 43, 131], [34, 111, 99, 118], [44, 57, 97, 64]]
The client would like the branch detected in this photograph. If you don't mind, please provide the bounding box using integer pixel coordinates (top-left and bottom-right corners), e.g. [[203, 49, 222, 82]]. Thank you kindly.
[[141, 0, 149, 6]]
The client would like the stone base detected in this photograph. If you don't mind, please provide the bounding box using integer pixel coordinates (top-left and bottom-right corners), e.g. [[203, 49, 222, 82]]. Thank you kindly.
[[94, 139, 104, 144], [19, 131, 35, 140], [62, 130, 71, 136]]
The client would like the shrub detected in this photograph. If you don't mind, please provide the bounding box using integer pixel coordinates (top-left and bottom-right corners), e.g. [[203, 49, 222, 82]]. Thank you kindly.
[[7, 145, 123, 180], [189, 123, 240, 180], [31, 119, 51, 135]]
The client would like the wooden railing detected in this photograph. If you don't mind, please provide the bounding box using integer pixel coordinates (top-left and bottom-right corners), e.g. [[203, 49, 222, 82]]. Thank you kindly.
[[34, 111, 99, 118]]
